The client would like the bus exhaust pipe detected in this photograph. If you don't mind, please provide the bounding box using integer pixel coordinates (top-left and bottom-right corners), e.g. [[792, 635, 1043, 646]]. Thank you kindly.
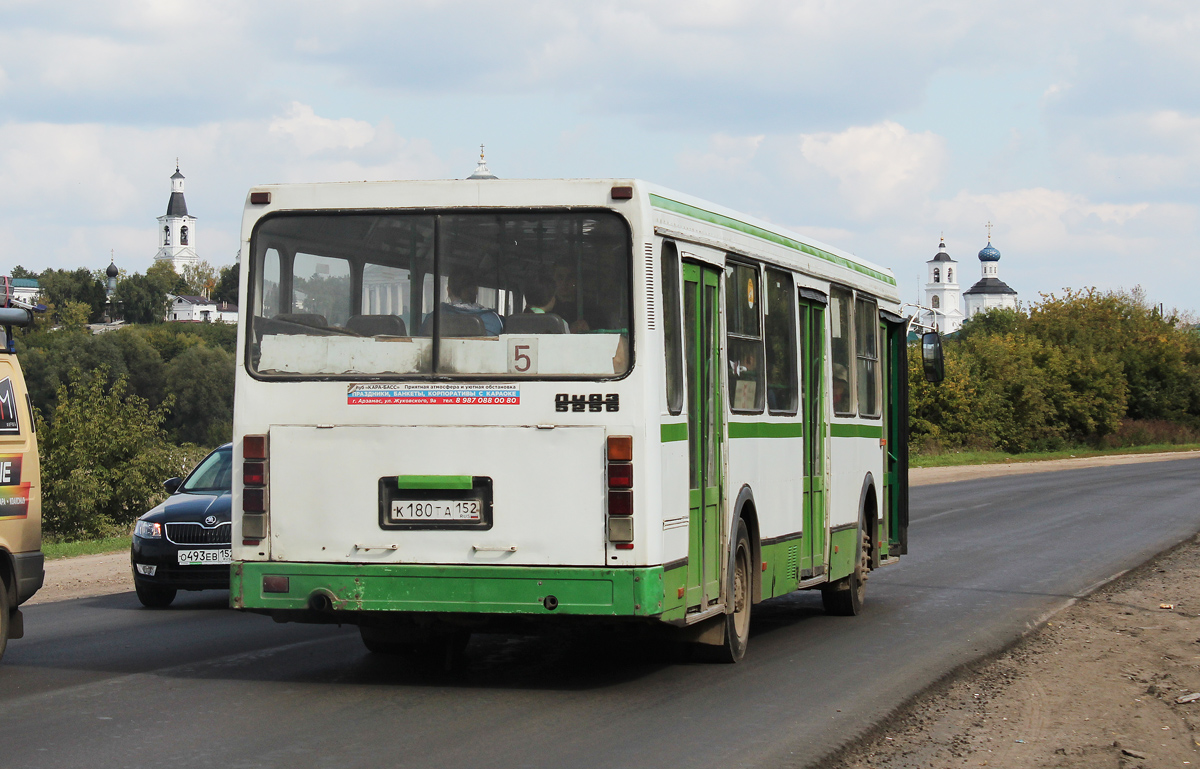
[[308, 590, 335, 613]]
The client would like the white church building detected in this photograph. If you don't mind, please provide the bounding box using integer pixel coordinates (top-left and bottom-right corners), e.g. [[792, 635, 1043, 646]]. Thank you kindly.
[[154, 164, 199, 272], [921, 230, 1018, 334]]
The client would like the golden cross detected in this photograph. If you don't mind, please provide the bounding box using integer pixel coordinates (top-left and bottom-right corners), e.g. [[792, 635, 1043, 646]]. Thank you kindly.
[[986, 221, 993, 241], [479, 144, 485, 162]]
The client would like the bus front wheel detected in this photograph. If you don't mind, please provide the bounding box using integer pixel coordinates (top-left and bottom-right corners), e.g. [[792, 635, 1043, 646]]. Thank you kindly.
[[822, 524, 869, 616], [715, 519, 752, 663]]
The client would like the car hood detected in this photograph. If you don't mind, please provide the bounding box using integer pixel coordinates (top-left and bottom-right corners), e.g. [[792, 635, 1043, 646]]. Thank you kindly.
[[142, 491, 232, 523]]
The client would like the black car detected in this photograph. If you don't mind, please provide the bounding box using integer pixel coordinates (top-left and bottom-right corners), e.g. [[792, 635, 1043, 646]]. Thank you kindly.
[[130, 444, 233, 608]]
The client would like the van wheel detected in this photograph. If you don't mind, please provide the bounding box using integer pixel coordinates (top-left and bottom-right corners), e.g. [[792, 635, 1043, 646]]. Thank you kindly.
[[135, 582, 177, 608], [822, 524, 869, 616], [714, 519, 752, 663], [0, 578, 10, 661]]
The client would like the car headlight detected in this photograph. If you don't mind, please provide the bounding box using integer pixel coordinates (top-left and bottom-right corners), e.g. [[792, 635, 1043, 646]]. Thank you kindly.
[[134, 520, 162, 539]]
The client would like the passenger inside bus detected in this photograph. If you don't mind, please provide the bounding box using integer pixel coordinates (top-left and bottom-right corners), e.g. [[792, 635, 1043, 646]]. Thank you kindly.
[[420, 265, 504, 336]]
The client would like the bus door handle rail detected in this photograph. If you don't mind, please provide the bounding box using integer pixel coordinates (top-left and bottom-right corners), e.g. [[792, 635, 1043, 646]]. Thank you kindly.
[[354, 544, 399, 551], [473, 545, 518, 552]]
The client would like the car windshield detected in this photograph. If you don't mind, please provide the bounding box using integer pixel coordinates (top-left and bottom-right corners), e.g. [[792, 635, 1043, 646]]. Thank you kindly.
[[180, 447, 233, 493], [246, 210, 632, 379]]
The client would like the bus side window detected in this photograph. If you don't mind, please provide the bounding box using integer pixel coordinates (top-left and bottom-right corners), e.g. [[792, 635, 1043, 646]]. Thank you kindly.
[[725, 261, 764, 413], [661, 241, 684, 415], [764, 268, 798, 415], [829, 286, 854, 416], [293, 252, 351, 327], [855, 296, 880, 418], [260, 248, 281, 318]]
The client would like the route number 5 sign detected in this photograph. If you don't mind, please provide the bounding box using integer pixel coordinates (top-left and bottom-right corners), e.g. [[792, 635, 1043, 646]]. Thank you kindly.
[[507, 338, 539, 374]]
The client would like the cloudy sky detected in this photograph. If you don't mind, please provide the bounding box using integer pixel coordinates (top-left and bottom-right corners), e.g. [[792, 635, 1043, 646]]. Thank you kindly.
[[1, 1, 1196, 312]]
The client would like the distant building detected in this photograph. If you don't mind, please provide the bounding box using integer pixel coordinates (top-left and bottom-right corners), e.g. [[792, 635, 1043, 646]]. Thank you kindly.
[[10, 278, 40, 305], [921, 238, 965, 334], [921, 227, 1019, 331], [167, 295, 238, 323], [963, 235, 1018, 321], [153, 163, 199, 272]]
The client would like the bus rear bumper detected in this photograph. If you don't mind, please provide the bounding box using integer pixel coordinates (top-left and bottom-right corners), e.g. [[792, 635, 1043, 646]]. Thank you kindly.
[[231, 561, 668, 618]]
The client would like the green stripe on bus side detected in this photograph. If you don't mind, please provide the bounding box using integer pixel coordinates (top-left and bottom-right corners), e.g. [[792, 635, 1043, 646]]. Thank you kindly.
[[829, 424, 884, 439], [396, 475, 473, 490], [660, 422, 688, 443], [727, 422, 805, 439], [649, 194, 897, 286]]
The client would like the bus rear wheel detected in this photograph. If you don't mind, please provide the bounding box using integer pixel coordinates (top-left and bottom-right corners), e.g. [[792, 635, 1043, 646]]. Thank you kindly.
[[822, 525, 869, 616], [715, 519, 752, 663]]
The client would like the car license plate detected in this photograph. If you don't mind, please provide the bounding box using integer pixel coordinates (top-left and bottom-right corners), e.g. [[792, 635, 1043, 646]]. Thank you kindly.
[[390, 499, 482, 522], [177, 548, 231, 565]]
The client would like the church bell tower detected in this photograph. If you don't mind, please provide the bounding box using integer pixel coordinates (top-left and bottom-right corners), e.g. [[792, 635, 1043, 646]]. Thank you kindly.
[[154, 162, 198, 272]]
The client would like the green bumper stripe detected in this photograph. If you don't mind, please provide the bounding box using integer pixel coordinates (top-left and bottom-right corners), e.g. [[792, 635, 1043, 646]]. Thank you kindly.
[[830, 424, 883, 439], [396, 475, 473, 490], [660, 422, 688, 443], [233, 562, 667, 617], [650, 194, 897, 286], [728, 421, 805, 439]]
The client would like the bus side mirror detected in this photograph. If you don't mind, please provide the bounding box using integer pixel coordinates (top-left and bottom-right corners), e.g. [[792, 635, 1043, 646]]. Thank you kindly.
[[921, 332, 945, 383], [163, 477, 182, 494]]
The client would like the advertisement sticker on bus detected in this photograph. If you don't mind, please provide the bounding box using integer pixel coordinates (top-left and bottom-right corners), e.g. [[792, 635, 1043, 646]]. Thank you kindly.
[[0, 377, 20, 434], [0, 482, 31, 520], [347, 383, 520, 405]]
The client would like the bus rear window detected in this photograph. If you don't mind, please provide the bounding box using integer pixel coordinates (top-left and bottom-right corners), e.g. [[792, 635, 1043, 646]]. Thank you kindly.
[[248, 211, 631, 379]]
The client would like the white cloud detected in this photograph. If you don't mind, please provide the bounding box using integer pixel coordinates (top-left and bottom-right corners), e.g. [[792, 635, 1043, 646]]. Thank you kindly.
[[269, 102, 376, 156], [795, 122, 947, 217]]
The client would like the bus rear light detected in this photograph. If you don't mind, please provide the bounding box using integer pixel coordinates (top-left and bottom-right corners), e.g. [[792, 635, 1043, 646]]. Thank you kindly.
[[243, 462, 265, 487], [607, 463, 633, 489], [606, 435, 633, 462], [608, 490, 632, 516], [243, 488, 266, 513], [607, 516, 633, 543], [262, 575, 289, 593], [615, 543, 634, 550], [244, 435, 268, 460]]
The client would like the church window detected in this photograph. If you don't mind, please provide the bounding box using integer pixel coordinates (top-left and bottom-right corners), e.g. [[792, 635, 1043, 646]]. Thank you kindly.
[[947, 268, 953, 282], [180, 226, 189, 246], [164, 226, 171, 246], [933, 268, 940, 283], [932, 295, 940, 309]]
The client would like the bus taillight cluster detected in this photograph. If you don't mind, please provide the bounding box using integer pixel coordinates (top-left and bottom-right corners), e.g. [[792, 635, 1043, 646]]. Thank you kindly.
[[606, 435, 634, 549], [242, 434, 269, 545]]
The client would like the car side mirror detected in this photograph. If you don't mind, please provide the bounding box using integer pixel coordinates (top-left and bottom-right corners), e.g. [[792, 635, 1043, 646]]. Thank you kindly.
[[922, 332, 945, 383], [163, 477, 182, 494]]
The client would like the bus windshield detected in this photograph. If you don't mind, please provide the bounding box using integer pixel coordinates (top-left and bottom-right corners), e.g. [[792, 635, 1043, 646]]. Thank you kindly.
[[247, 211, 631, 378]]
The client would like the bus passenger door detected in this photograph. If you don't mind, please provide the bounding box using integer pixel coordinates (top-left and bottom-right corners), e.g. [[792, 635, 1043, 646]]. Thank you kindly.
[[884, 315, 909, 555], [798, 296, 827, 578], [683, 263, 724, 610]]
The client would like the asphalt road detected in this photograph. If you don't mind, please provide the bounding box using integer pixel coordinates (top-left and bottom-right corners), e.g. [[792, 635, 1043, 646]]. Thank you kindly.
[[3, 457, 1199, 769]]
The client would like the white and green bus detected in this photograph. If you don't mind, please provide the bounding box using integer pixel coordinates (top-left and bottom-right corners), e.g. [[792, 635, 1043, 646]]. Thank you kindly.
[[230, 178, 934, 662]]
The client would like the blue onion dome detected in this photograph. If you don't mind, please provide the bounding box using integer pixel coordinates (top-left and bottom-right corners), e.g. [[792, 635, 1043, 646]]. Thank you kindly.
[[978, 241, 1001, 261]]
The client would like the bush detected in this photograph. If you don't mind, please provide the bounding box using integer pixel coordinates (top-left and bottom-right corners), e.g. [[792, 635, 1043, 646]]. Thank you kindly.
[[37, 367, 208, 540]]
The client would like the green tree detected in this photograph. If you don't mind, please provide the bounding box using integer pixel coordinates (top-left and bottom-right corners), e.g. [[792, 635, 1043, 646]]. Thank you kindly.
[[114, 272, 171, 324], [58, 301, 91, 331], [10, 265, 36, 279], [212, 264, 239, 304], [37, 367, 206, 539], [38, 268, 106, 322], [164, 345, 235, 445], [182, 260, 218, 298]]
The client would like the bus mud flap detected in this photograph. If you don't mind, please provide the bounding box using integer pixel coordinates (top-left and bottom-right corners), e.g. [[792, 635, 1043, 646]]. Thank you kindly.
[[675, 613, 726, 646]]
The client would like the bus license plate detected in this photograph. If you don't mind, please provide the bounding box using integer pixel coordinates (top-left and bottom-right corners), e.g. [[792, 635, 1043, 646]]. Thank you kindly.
[[390, 499, 482, 522], [177, 548, 231, 565]]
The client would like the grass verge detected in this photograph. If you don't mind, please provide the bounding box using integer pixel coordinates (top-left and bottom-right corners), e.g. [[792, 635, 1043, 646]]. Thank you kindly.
[[43, 535, 129, 560], [911, 443, 1200, 468]]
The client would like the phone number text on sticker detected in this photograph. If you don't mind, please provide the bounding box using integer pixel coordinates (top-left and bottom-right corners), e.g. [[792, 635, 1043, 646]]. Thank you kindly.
[[348, 384, 520, 405]]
